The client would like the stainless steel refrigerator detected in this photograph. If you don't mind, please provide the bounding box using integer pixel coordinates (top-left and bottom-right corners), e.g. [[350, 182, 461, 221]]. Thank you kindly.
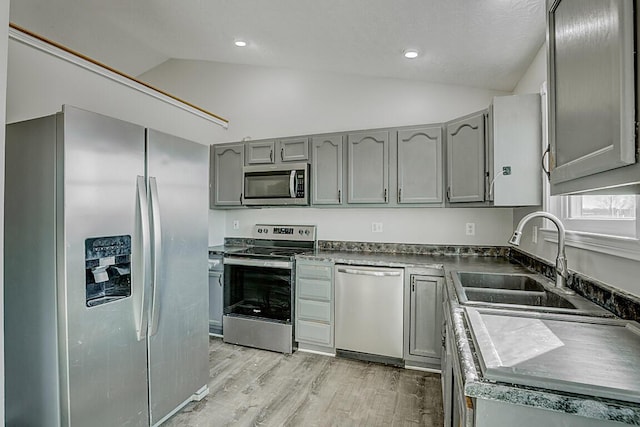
[[5, 106, 210, 426]]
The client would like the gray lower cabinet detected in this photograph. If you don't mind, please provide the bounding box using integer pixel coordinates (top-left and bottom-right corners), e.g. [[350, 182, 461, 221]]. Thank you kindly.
[[347, 131, 389, 204], [311, 135, 344, 205], [210, 142, 244, 207], [246, 138, 309, 164], [548, 0, 639, 195], [405, 272, 444, 369], [397, 126, 443, 204], [446, 112, 486, 203], [295, 259, 334, 351]]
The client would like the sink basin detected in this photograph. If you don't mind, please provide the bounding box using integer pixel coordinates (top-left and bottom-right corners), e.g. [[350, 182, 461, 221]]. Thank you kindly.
[[464, 288, 576, 309], [457, 272, 545, 292], [451, 271, 612, 316]]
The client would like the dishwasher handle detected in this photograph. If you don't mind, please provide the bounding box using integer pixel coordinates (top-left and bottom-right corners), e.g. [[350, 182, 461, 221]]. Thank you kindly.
[[337, 267, 402, 277]]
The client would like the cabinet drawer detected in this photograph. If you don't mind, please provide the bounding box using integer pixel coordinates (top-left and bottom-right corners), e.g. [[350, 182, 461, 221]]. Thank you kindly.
[[297, 263, 332, 280], [298, 299, 331, 322], [297, 278, 331, 301], [296, 320, 332, 346]]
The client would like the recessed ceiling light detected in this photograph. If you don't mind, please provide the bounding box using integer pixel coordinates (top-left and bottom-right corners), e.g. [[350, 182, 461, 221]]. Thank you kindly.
[[403, 49, 419, 59], [234, 40, 247, 47]]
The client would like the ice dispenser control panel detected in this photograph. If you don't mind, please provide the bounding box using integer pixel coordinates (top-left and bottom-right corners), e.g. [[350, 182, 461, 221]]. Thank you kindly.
[[85, 235, 132, 307]]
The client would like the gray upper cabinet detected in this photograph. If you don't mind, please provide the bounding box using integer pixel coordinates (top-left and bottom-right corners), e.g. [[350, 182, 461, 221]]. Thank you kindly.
[[347, 131, 389, 204], [279, 137, 309, 162], [246, 140, 276, 164], [311, 135, 343, 205], [397, 126, 443, 204], [211, 143, 244, 207], [548, 0, 639, 194], [246, 138, 309, 165], [446, 112, 486, 203]]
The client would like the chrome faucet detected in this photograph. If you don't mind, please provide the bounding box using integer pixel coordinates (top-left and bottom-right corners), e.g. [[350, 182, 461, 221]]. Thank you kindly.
[[509, 211, 574, 295]]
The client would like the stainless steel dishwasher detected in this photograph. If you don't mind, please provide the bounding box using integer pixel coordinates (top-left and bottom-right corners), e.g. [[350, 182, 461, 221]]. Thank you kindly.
[[335, 265, 404, 359]]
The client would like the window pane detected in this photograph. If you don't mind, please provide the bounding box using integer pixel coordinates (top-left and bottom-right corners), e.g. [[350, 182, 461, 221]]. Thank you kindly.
[[569, 195, 636, 219]]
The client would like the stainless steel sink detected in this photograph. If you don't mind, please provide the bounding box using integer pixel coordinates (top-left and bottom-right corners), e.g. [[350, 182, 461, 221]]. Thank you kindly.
[[464, 288, 576, 309], [456, 272, 545, 292], [451, 271, 612, 316]]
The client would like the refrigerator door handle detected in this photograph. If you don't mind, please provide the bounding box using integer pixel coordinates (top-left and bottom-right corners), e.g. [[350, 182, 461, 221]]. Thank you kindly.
[[136, 175, 151, 341], [149, 176, 162, 337]]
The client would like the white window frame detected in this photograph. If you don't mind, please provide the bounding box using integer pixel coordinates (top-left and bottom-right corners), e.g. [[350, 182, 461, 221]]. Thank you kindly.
[[539, 82, 640, 261]]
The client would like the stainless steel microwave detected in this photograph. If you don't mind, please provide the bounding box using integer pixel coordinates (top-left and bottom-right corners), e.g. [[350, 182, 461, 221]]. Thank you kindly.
[[242, 162, 309, 206]]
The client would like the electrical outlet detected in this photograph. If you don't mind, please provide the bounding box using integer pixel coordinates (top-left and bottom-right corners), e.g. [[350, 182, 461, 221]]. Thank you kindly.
[[465, 223, 475, 236], [372, 222, 383, 233], [233, 220, 240, 230], [532, 226, 538, 244], [502, 166, 512, 175]]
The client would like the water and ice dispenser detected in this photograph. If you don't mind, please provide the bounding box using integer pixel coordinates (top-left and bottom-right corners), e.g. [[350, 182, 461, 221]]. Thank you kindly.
[[85, 235, 132, 307]]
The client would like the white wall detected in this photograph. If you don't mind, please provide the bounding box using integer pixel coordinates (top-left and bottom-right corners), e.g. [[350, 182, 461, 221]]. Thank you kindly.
[[224, 207, 512, 246], [140, 60, 508, 143], [141, 59, 515, 246], [6, 40, 228, 145], [0, 1, 9, 422], [510, 44, 640, 297]]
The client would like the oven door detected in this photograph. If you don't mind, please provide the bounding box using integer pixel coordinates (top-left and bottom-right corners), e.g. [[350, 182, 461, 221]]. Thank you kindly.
[[223, 257, 294, 323], [242, 163, 308, 206]]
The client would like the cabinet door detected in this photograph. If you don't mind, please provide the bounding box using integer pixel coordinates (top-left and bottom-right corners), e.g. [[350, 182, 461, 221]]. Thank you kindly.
[[211, 143, 244, 207], [311, 135, 343, 205], [279, 137, 309, 162], [347, 131, 389, 204], [548, 0, 636, 187], [446, 112, 485, 203], [409, 275, 443, 359], [246, 140, 276, 164], [397, 126, 443, 204]]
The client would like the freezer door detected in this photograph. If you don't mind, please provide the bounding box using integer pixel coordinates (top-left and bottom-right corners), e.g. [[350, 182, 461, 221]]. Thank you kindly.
[[61, 106, 150, 426], [146, 129, 209, 424]]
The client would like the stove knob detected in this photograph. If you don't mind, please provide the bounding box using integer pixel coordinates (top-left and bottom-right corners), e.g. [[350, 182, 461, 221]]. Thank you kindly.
[[298, 230, 304, 235], [304, 230, 310, 235], [257, 228, 263, 233]]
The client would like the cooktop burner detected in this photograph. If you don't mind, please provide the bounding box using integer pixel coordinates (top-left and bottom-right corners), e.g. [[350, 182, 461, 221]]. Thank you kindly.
[[228, 224, 317, 260], [234, 246, 312, 258]]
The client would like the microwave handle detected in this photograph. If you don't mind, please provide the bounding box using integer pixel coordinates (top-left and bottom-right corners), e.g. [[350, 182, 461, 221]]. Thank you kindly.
[[289, 170, 296, 197]]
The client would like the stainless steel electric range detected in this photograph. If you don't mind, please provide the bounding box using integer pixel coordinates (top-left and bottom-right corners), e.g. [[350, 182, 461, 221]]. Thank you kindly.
[[222, 224, 317, 353]]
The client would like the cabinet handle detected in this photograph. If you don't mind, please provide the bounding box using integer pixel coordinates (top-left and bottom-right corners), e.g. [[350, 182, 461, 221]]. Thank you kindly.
[[446, 187, 451, 201], [384, 188, 388, 203], [338, 189, 342, 203], [281, 147, 284, 161], [270, 150, 273, 162], [541, 144, 551, 181], [239, 193, 243, 205], [398, 188, 402, 203]]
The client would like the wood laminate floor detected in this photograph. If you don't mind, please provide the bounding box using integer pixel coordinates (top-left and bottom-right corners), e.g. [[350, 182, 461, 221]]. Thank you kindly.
[[165, 337, 444, 427]]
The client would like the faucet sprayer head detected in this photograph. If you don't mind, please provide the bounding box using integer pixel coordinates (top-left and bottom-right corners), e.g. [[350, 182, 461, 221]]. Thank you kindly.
[[509, 231, 522, 246]]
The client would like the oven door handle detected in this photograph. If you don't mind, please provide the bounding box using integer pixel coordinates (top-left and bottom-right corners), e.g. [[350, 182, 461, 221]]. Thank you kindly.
[[224, 257, 293, 269], [289, 170, 296, 198]]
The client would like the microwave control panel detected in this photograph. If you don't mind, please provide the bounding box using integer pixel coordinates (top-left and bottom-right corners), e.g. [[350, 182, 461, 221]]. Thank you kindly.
[[295, 171, 305, 198]]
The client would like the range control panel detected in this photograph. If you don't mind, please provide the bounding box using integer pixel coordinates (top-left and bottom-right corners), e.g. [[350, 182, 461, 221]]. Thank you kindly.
[[253, 224, 317, 242]]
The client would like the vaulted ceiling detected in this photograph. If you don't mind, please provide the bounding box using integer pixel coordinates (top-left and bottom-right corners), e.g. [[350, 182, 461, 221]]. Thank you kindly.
[[10, 0, 546, 91]]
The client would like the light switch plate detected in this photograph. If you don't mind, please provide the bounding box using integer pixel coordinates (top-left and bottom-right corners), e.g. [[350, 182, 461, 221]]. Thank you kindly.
[[233, 220, 240, 230]]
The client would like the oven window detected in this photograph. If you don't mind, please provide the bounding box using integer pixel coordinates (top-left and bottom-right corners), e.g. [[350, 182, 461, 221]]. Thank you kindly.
[[224, 264, 292, 322], [244, 171, 291, 199]]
